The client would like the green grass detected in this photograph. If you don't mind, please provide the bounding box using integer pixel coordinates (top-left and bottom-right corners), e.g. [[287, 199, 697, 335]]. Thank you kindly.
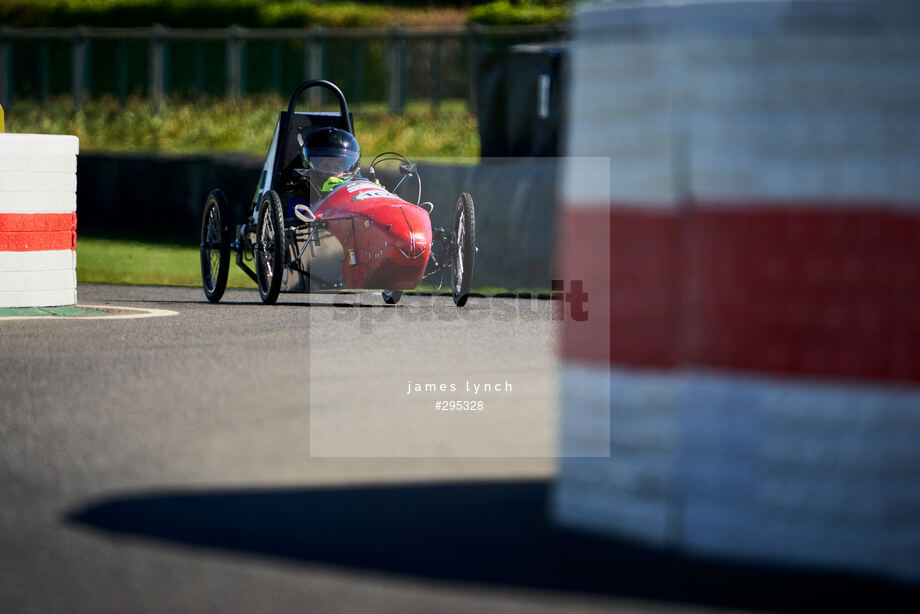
[[76, 236, 547, 294], [6, 95, 479, 159], [77, 236, 256, 288]]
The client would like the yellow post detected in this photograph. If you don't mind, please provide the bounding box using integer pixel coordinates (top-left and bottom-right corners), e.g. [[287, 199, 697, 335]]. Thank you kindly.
[[0, 103, 4, 132]]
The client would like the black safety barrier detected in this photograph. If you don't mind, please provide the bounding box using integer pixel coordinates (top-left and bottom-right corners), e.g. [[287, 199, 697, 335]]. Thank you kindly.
[[477, 42, 567, 158]]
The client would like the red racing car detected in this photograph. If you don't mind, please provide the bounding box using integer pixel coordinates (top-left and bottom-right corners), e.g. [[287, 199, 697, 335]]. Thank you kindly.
[[200, 79, 475, 306]]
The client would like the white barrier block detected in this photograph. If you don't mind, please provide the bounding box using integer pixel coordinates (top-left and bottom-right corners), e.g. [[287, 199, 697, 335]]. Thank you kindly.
[[0, 288, 77, 308], [0, 172, 76, 194], [0, 152, 77, 174], [0, 250, 75, 272], [558, 363, 611, 456], [0, 134, 79, 155], [0, 192, 76, 214], [0, 269, 75, 292]]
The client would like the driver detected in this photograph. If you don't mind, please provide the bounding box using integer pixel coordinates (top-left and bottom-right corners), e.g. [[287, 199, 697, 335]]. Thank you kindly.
[[300, 127, 361, 198]]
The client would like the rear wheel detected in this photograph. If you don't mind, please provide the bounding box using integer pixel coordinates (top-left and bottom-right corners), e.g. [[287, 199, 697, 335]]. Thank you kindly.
[[256, 190, 286, 305], [451, 193, 476, 307], [382, 290, 403, 305], [200, 189, 231, 303]]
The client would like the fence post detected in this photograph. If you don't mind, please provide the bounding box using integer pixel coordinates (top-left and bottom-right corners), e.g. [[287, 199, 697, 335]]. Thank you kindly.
[[71, 27, 87, 107], [193, 41, 204, 97], [39, 42, 50, 102], [0, 28, 10, 108], [306, 25, 324, 107], [116, 40, 127, 104], [272, 41, 283, 97], [163, 33, 171, 100], [466, 24, 482, 113], [352, 39, 363, 107], [226, 25, 242, 100], [149, 24, 165, 106], [431, 37, 442, 111], [386, 27, 405, 114]]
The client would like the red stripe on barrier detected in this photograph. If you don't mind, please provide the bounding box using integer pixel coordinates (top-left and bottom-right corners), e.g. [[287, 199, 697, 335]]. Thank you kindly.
[[559, 203, 920, 384], [0, 213, 77, 251], [0, 213, 76, 232], [558, 207, 614, 365], [0, 231, 76, 251], [686, 207, 920, 383]]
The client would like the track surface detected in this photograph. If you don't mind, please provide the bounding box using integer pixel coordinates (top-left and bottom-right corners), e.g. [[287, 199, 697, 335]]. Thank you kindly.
[[0, 285, 915, 613]]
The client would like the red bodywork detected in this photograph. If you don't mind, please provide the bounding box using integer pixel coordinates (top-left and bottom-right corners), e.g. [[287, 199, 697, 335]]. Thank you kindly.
[[313, 180, 432, 290]]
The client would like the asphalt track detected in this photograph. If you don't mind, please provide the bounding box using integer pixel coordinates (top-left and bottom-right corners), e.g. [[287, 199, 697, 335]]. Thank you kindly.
[[0, 284, 917, 613]]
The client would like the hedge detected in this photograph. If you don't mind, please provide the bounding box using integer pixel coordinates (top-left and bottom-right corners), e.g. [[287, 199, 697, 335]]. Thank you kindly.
[[467, 0, 569, 26], [0, 0, 569, 29]]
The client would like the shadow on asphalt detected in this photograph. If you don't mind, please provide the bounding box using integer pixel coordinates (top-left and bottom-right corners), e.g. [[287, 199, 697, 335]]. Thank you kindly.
[[67, 480, 917, 613]]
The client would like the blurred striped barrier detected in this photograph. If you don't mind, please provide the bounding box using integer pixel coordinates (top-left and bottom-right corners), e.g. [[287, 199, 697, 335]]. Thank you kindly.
[[0, 134, 78, 307], [554, 0, 920, 582]]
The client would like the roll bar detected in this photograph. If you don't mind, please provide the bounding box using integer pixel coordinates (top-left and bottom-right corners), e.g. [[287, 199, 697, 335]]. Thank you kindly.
[[287, 79, 354, 134]]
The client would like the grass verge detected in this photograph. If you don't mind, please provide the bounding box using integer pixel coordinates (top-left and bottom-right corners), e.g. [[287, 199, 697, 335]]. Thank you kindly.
[[77, 236, 255, 289]]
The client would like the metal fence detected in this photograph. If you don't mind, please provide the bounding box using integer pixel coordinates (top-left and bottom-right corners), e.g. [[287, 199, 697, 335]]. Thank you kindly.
[[0, 24, 566, 112]]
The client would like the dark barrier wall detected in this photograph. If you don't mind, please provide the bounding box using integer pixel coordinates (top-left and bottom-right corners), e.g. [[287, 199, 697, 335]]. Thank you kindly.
[[421, 158, 558, 289], [77, 154, 558, 288], [77, 152, 261, 240], [478, 43, 567, 157]]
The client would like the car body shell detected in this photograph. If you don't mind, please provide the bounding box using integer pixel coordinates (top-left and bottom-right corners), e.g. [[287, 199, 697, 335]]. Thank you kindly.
[[284, 179, 433, 291]]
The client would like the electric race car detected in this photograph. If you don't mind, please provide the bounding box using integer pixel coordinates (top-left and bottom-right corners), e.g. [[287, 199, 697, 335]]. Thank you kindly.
[[200, 79, 476, 306]]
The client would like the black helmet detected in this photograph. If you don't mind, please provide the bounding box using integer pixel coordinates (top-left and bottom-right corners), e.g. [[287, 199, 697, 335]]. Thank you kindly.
[[301, 127, 360, 175]]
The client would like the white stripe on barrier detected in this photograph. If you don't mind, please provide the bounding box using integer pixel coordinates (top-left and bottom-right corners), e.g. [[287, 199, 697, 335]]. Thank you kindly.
[[0, 134, 79, 155], [0, 172, 76, 194], [0, 288, 77, 308], [0, 152, 77, 174], [574, 0, 920, 40], [555, 366, 920, 581], [564, 38, 681, 207], [558, 362, 613, 457], [0, 269, 75, 292], [557, 157, 612, 210], [564, 14, 920, 208], [683, 35, 920, 206], [0, 249, 75, 272], [0, 192, 77, 214]]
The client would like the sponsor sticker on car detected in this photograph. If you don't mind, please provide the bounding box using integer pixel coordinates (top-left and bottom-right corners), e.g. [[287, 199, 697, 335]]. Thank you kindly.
[[346, 181, 380, 193], [352, 189, 391, 201]]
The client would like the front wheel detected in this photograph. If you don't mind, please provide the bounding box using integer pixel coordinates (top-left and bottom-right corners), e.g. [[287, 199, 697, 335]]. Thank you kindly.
[[256, 190, 286, 304], [200, 189, 231, 303], [382, 290, 403, 305], [451, 193, 476, 307]]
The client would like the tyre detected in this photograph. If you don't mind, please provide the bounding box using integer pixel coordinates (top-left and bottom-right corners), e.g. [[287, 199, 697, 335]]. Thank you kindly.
[[382, 290, 403, 305], [451, 192, 476, 307], [256, 190, 286, 305], [200, 189, 232, 303]]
